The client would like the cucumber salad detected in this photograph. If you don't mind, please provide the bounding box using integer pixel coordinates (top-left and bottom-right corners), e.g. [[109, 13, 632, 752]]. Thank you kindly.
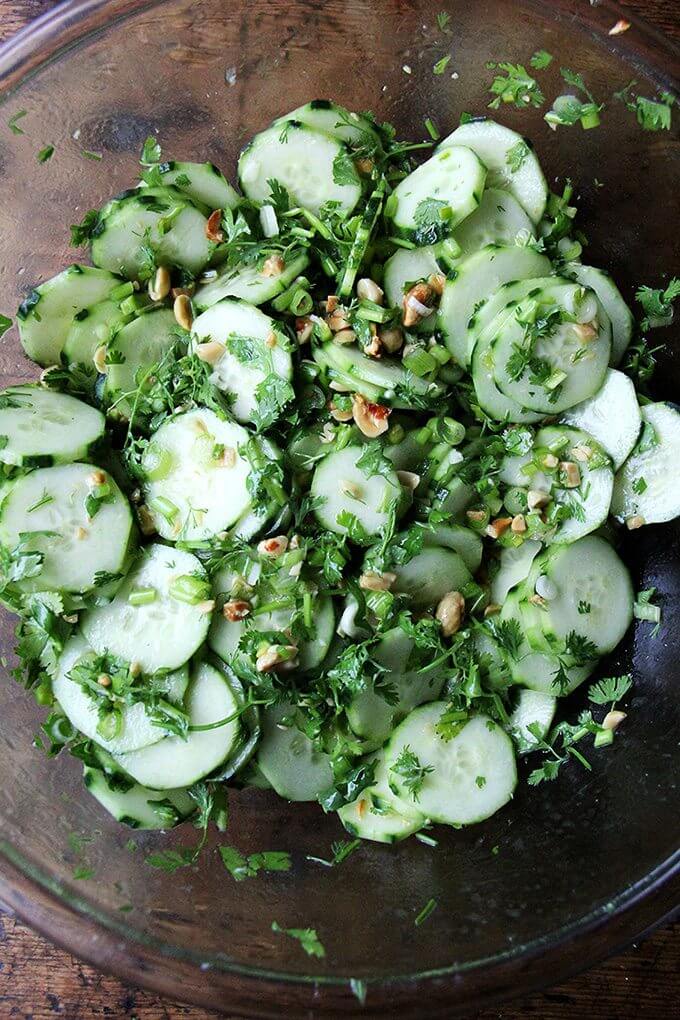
[[2, 99, 678, 848]]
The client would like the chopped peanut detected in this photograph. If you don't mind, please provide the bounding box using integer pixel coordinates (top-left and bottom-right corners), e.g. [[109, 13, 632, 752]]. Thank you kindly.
[[258, 535, 289, 557], [355, 157, 374, 175], [603, 709, 627, 730], [427, 272, 446, 296], [352, 393, 390, 438], [359, 571, 397, 592], [396, 470, 420, 491], [329, 401, 354, 422], [466, 509, 487, 523], [570, 445, 593, 462], [402, 282, 435, 328], [295, 317, 314, 344], [484, 604, 501, 618], [173, 294, 193, 330], [511, 514, 527, 534], [205, 209, 225, 243], [195, 340, 225, 365], [486, 517, 512, 539], [256, 644, 298, 673], [265, 331, 278, 349], [436, 591, 465, 637], [357, 278, 384, 304], [559, 461, 581, 488], [222, 600, 251, 622], [262, 254, 285, 277], [148, 265, 171, 301], [380, 327, 404, 353], [528, 489, 551, 510], [339, 479, 363, 499], [626, 514, 645, 530], [333, 328, 356, 345], [543, 453, 559, 469], [573, 321, 598, 342]]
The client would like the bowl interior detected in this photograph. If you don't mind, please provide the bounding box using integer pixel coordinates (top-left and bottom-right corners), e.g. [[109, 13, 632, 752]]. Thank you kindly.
[[0, 0, 678, 1013]]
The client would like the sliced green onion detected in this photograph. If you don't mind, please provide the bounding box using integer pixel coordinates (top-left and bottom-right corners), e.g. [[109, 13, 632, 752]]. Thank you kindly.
[[111, 281, 135, 301], [148, 495, 178, 523], [580, 105, 601, 130], [384, 193, 398, 219], [545, 369, 567, 391], [120, 293, 152, 315], [427, 416, 465, 445], [128, 587, 157, 606], [594, 727, 614, 748], [169, 574, 211, 605], [289, 288, 313, 316], [424, 116, 440, 140], [387, 423, 405, 445], [428, 345, 451, 366], [319, 253, 338, 277], [403, 349, 437, 377], [633, 601, 661, 624], [415, 832, 438, 847], [388, 236, 417, 250]]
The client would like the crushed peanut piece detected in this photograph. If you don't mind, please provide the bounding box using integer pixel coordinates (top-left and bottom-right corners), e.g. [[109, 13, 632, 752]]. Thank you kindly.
[[333, 328, 356, 345], [603, 709, 627, 730], [97, 673, 111, 688], [93, 344, 108, 375], [528, 593, 546, 608], [528, 489, 551, 510], [355, 157, 374, 175], [359, 571, 397, 592], [329, 401, 354, 423], [573, 321, 598, 342], [379, 327, 404, 354], [484, 604, 501, 618], [339, 479, 363, 499], [396, 470, 420, 491], [148, 265, 171, 301], [222, 599, 251, 622], [543, 453, 559, 469], [352, 393, 390, 438], [256, 644, 299, 673], [427, 272, 446, 296], [205, 209, 224, 243], [265, 331, 278, 349], [328, 307, 351, 332], [402, 282, 435, 328], [436, 591, 465, 637], [74, 526, 88, 540], [356, 278, 384, 305], [466, 509, 488, 523], [258, 535, 289, 557], [88, 469, 106, 486], [559, 461, 581, 488], [195, 340, 225, 365], [626, 514, 645, 530], [486, 517, 513, 539], [570, 445, 593, 462], [173, 293, 193, 331], [262, 254, 285, 277], [295, 317, 314, 344], [511, 514, 527, 534], [136, 505, 156, 536], [219, 446, 237, 468]]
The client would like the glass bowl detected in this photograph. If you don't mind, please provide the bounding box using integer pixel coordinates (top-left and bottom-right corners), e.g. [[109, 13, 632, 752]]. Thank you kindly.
[[0, 1, 678, 1014]]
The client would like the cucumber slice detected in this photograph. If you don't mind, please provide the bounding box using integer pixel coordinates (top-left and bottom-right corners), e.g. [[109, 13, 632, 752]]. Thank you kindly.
[[535, 425, 614, 544], [490, 540, 541, 605], [141, 160, 239, 211], [384, 705, 517, 826], [191, 299, 292, 425], [209, 596, 335, 674], [338, 753, 424, 844], [422, 524, 483, 574], [311, 444, 403, 543], [0, 463, 133, 594], [346, 628, 445, 746], [472, 626, 509, 691], [611, 402, 680, 525], [238, 123, 361, 216], [534, 535, 633, 655], [115, 661, 243, 789], [91, 188, 212, 278], [499, 593, 594, 694], [447, 187, 534, 264], [312, 341, 444, 408], [566, 263, 633, 366], [17, 265, 121, 367], [0, 385, 104, 468], [390, 145, 486, 241], [439, 120, 548, 223], [83, 766, 195, 829], [52, 634, 175, 753], [256, 703, 334, 802], [277, 100, 381, 148], [389, 546, 471, 609], [81, 544, 211, 673], [141, 408, 253, 541], [432, 475, 476, 518], [470, 309, 543, 423], [103, 308, 179, 420], [439, 245, 550, 367], [382, 245, 441, 319], [491, 294, 611, 414], [62, 299, 129, 373], [507, 690, 556, 753], [193, 252, 310, 311], [561, 368, 641, 469]]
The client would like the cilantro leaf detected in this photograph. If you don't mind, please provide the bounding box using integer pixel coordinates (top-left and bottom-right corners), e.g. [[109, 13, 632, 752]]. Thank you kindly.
[[588, 674, 632, 706], [433, 55, 451, 76], [271, 921, 326, 958], [8, 109, 27, 135], [37, 144, 55, 164], [506, 139, 530, 172], [530, 50, 553, 69], [220, 845, 291, 880], [140, 135, 161, 165], [486, 62, 544, 110], [413, 196, 451, 245], [332, 150, 361, 188], [635, 278, 680, 330], [0, 314, 12, 339], [389, 745, 434, 802]]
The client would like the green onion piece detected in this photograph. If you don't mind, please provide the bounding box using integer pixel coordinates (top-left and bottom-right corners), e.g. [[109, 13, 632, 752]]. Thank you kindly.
[[143, 444, 174, 482], [424, 116, 440, 140], [289, 288, 313, 316], [403, 349, 437, 377], [384, 193, 398, 219], [169, 574, 211, 605], [311, 316, 332, 343], [429, 345, 451, 366], [386, 423, 405, 445], [319, 253, 338, 277], [427, 415, 465, 445], [290, 225, 314, 240], [272, 277, 310, 312], [633, 601, 661, 624], [128, 587, 157, 606], [545, 369, 567, 391], [148, 495, 178, 523], [356, 300, 392, 323], [580, 106, 601, 130], [436, 236, 462, 265], [299, 208, 334, 241], [594, 728, 614, 748], [387, 236, 417, 250], [120, 293, 152, 315], [111, 281, 135, 301], [415, 424, 433, 446]]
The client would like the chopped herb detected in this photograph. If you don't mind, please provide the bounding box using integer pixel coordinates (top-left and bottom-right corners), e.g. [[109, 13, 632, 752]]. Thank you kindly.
[[632, 476, 647, 495], [486, 62, 544, 110], [487, 617, 523, 659], [72, 865, 94, 880], [140, 135, 161, 165], [37, 144, 55, 163], [8, 110, 27, 135], [506, 139, 530, 172], [0, 314, 12, 339], [349, 978, 367, 1005], [332, 150, 361, 188], [577, 601, 591, 615], [433, 55, 451, 76], [424, 116, 440, 140], [414, 897, 437, 926], [81, 149, 103, 161], [635, 277, 680, 331], [413, 196, 451, 245], [634, 588, 662, 634], [475, 775, 486, 789], [389, 746, 434, 802], [615, 81, 676, 132], [306, 839, 361, 868], [436, 11, 451, 31], [271, 921, 326, 958], [219, 846, 291, 881], [530, 50, 553, 69], [588, 674, 632, 706]]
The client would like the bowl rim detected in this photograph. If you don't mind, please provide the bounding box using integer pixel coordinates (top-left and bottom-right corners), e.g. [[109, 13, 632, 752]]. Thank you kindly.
[[0, 0, 678, 1014]]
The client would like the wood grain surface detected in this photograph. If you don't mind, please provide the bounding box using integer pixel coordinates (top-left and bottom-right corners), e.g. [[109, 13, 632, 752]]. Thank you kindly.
[[0, 1, 678, 1018]]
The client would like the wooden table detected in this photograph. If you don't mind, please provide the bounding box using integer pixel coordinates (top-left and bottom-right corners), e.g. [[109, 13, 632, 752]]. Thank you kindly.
[[0, 0, 678, 1016]]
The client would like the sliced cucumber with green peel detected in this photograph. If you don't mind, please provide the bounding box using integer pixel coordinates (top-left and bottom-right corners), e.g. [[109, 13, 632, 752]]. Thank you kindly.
[[81, 543, 210, 673], [439, 245, 550, 367], [447, 187, 534, 264], [83, 766, 195, 829], [311, 444, 403, 543], [91, 187, 212, 278], [561, 369, 641, 470], [470, 309, 543, 423], [191, 299, 292, 425], [390, 145, 486, 242], [103, 308, 179, 420], [276, 100, 381, 148], [0, 463, 133, 594], [384, 706, 517, 826], [194, 252, 310, 311], [18, 265, 122, 367], [382, 245, 441, 319], [507, 690, 557, 753], [490, 540, 541, 605], [338, 753, 425, 844], [611, 402, 680, 525], [422, 524, 483, 574], [209, 595, 335, 674], [388, 546, 471, 608], [439, 119, 548, 222], [313, 340, 444, 407], [115, 661, 243, 789], [566, 263, 633, 366], [141, 408, 253, 541], [0, 386, 105, 468], [140, 160, 239, 211], [238, 122, 362, 216], [257, 703, 334, 802], [62, 299, 129, 372], [346, 627, 445, 746]]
